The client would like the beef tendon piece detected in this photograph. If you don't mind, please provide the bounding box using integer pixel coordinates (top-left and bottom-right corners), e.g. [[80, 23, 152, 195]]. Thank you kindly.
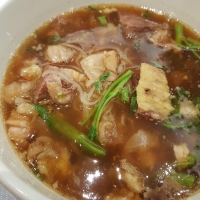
[[136, 63, 174, 121]]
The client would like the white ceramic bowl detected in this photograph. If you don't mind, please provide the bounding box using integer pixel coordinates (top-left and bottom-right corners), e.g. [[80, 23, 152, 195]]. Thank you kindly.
[[0, 0, 200, 199]]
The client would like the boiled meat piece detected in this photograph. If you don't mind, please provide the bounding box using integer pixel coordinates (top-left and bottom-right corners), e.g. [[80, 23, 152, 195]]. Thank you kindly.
[[46, 45, 75, 63], [119, 13, 161, 36], [80, 50, 118, 82]]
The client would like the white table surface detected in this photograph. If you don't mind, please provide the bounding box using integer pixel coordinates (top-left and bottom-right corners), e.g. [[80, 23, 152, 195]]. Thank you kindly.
[[0, 184, 17, 200]]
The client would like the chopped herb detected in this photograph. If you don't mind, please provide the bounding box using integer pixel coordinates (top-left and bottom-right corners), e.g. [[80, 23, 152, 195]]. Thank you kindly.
[[187, 37, 200, 46], [174, 154, 196, 170], [120, 86, 131, 103], [88, 5, 106, 26], [175, 24, 200, 60], [175, 23, 183, 45], [194, 140, 200, 150], [88, 5, 97, 11], [193, 97, 200, 107], [25, 47, 34, 51], [80, 105, 98, 126], [182, 37, 200, 60], [171, 97, 180, 116], [171, 87, 186, 115], [57, 92, 63, 100], [151, 61, 163, 69], [193, 116, 200, 133], [129, 91, 137, 114], [53, 35, 61, 42], [172, 173, 195, 188], [194, 124, 200, 133], [165, 87, 200, 133], [176, 87, 186, 101], [98, 16, 108, 26], [155, 161, 195, 188], [88, 5, 95, 11], [179, 44, 200, 50], [31, 167, 43, 182], [94, 81, 101, 92], [142, 10, 150, 19], [133, 41, 140, 51], [162, 120, 193, 130], [88, 5, 102, 13], [87, 70, 133, 141], [94, 71, 110, 92], [185, 90, 191, 96], [34, 104, 106, 157], [99, 71, 110, 82]]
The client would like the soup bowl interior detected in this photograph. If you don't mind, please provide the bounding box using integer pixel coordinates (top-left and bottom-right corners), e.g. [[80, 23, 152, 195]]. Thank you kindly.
[[0, 0, 200, 199]]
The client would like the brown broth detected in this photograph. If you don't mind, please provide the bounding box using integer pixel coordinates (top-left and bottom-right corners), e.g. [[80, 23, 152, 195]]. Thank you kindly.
[[2, 4, 200, 200]]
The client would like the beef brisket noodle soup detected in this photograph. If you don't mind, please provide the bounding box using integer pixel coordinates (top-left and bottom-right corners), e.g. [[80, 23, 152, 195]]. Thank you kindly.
[[1, 3, 200, 200]]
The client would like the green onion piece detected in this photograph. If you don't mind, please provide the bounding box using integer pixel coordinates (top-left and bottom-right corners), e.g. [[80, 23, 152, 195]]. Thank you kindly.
[[94, 81, 101, 92], [120, 86, 131, 103], [174, 154, 196, 169], [57, 92, 63, 100], [100, 71, 110, 82], [34, 104, 53, 129], [34, 104, 106, 157], [194, 124, 200, 133], [130, 91, 137, 114], [53, 35, 61, 42], [176, 87, 185, 100], [193, 115, 200, 133], [175, 24, 183, 45], [175, 24, 200, 60], [95, 74, 132, 125], [178, 43, 200, 60], [179, 44, 200, 50], [171, 99, 181, 117], [151, 61, 163, 69], [182, 37, 200, 60], [187, 37, 200, 46], [25, 47, 34, 51], [88, 5, 96, 11], [189, 48, 200, 60], [171, 93, 180, 116], [172, 173, 195, 188], [80, 105, 98, 126], [98, 16, 108, 26], [142, 10, 150, 19], [81, 71, 111, 124]]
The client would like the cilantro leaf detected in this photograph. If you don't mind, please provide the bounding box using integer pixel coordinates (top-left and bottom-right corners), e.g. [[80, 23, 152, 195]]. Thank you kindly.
[[99, 71, 110, 82], [94, 81, 101, 92], [53, 35, 61, 42], [98, 16, 108, 26]]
